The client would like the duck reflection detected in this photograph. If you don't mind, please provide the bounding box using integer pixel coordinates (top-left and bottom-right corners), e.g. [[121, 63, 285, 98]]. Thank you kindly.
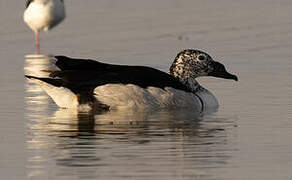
[[26, 105, 232, 179], [24, 54, 59, 112]]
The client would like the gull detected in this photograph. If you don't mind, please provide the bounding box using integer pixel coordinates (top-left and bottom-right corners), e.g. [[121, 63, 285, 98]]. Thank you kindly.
[[24, 0, 65, 54]]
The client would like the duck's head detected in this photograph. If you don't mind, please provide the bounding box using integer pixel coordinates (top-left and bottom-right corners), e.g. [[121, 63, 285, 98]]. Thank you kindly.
[[169, 49, 238, 81]]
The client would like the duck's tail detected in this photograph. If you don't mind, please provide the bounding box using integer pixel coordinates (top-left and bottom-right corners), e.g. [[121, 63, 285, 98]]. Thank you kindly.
[[25, 75, 79, 108]]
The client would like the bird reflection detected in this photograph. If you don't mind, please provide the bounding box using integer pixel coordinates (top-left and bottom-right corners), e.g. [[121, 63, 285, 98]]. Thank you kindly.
[[26, 103, 231, 179], [24, 54, 57, 76], [24, 54, 59, 114]]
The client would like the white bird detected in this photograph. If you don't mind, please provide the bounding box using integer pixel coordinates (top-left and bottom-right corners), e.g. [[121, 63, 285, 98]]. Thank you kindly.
[[25, 50, 238, 111], [23, 0, 66, 54]]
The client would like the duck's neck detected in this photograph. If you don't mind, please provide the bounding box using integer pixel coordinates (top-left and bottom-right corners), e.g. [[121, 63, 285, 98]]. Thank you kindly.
[[177, 77, 201, 93]]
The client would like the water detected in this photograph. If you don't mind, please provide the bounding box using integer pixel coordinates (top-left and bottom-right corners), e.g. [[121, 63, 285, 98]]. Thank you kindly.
[[1, 0, 292, 179]]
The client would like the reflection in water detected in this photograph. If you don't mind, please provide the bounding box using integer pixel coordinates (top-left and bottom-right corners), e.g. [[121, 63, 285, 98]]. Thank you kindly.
[[24, 54, 59, 113], [25, 104, 234, 179], [24, 54, 57, 77]]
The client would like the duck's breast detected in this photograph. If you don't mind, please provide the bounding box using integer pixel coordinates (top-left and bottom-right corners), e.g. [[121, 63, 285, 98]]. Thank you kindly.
[[195, 88, 219, 110]]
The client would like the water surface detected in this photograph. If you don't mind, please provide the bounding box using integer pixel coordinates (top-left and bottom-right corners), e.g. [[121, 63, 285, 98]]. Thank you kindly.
[[1, 0, 292, 179]]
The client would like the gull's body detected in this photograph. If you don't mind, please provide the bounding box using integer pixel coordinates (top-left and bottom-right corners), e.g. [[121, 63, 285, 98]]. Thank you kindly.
[[25, 49, 238, 112], [24, 0, 65, 54]]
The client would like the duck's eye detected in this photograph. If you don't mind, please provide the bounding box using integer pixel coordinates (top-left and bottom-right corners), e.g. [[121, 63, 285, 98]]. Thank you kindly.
[[198, 54, 206, 61]]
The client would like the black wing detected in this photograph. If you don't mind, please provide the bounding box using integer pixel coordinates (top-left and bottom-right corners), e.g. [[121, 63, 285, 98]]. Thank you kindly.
[[54, 56, 111, 71], [50, 56, 191, 93], [25, 75, 63, 87]]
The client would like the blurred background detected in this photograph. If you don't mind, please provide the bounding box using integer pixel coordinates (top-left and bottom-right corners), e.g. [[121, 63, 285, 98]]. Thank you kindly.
[[0, 0, 292, 179]]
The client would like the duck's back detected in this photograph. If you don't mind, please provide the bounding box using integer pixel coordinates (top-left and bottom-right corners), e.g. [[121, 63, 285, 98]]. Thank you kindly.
[[53, 56, 191, 92], [54, 56, 207, 110]]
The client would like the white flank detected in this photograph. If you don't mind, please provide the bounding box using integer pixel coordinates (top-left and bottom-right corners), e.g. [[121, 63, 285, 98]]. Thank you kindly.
[[27, 80, 218, 111], [27, 78, 78, 108], [23, 0, 65, 32], [94, 84, 204, 111]]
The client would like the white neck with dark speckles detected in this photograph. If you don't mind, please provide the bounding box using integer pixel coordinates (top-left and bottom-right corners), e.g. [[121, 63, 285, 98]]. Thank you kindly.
[[178, 77, 202, 93]]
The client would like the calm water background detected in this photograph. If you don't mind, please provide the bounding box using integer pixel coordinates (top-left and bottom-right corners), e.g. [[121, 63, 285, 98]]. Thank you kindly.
[[1, 0, 292, 179]]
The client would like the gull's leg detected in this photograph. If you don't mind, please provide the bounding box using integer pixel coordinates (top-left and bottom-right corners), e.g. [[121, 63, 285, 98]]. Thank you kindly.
[[35, 31, 40, 54]]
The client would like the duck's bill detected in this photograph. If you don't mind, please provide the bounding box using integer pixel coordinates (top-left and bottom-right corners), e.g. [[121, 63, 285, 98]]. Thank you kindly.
[[210, 71, 238, 81], [208, 61, 238, 81]]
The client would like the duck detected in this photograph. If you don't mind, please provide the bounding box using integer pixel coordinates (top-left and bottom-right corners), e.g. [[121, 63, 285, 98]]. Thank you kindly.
[[25, 49, 238, 111], [23, 0, 66, 54]]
